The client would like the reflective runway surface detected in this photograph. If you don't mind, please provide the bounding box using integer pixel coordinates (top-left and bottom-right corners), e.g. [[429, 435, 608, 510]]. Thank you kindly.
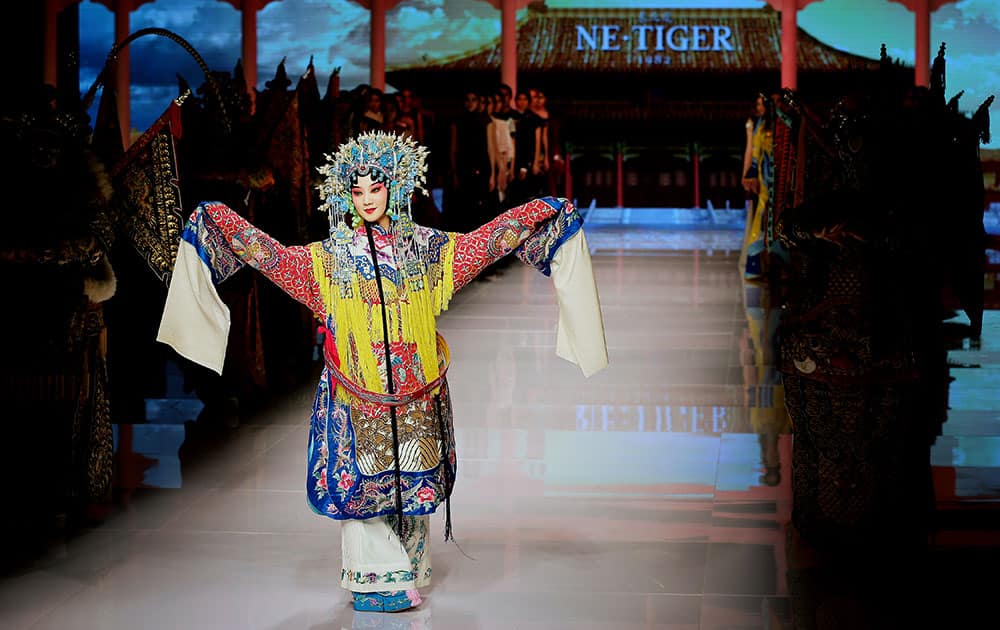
[[2, 211, 998, 629]]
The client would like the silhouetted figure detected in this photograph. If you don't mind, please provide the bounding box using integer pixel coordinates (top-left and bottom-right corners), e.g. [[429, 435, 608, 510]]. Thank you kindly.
[[774, 44, 989, 564]]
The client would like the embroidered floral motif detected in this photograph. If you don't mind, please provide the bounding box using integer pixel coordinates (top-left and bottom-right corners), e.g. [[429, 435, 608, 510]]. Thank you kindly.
[[337, 470, 352, 490], [341, 568, 415, 585], [417, 487, 435, 503]]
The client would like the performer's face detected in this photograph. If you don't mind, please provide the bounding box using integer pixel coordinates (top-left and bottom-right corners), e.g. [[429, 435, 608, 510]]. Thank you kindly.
[[351, 174, 390, 228]]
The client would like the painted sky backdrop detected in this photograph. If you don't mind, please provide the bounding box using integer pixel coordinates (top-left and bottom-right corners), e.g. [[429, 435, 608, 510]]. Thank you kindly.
[[78, 0, 999, 147]]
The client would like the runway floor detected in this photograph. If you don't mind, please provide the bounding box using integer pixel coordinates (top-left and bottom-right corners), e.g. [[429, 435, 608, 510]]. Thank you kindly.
[[2, 209, 998, 629]]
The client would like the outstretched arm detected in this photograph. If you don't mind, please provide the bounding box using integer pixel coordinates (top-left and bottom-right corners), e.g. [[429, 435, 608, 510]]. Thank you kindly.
[[188, 201, 324, 317], [451, 197, 566, 291], [159, 201, 326, 374]]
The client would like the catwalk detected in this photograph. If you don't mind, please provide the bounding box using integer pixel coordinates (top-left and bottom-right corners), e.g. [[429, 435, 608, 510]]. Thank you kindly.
[[1, 209, 997, 629]]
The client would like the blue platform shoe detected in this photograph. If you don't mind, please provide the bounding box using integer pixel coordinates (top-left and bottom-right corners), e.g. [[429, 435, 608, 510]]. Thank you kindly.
[[352, 589, 422, 612]]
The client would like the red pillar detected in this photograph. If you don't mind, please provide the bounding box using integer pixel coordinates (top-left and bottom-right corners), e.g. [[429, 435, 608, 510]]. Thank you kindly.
[[370, 0, 386, 90], [500, 0, 517, 95], [767, 1, 822, 90], [914, 0, 930, 86], [226, 1, 285, 106], [43, 0, 62, 88], [780, 0, 798, 90], [615, 147, 624, 209], [114, 0, 131, 148], [242, 1, 258, 105]]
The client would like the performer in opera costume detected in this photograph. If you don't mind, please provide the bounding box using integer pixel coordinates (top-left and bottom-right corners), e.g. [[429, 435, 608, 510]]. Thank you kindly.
[[741, 92, 775, 281], [157, 130, 607, 612]]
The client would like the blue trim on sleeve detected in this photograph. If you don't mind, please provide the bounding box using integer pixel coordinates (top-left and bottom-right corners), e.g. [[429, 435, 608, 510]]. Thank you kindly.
[[515, 198, 585, 277]]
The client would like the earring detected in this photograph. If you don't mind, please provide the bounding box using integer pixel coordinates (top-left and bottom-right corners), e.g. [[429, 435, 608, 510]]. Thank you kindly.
[[327, 198, 356, 298], [329, 196, 354, 242], [387, 191, 399, 221], [333, 217, 352, 244], [396, 201, 415, 239]]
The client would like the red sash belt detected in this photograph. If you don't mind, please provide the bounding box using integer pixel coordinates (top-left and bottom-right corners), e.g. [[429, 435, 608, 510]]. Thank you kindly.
[[322, 329, 450, 407]]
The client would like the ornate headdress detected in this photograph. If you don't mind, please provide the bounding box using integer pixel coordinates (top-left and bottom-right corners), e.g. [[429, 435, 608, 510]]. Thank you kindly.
[[317, 130, 429, 232], [316, 131, 432, 297]]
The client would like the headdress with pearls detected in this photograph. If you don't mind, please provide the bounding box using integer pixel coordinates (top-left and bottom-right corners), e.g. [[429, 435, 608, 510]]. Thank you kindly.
[[317, 130, 429, 230], [315, 131, 431, 297]]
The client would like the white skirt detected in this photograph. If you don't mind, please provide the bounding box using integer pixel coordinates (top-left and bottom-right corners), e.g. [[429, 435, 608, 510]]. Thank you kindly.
[[340, 515, 431, 593]]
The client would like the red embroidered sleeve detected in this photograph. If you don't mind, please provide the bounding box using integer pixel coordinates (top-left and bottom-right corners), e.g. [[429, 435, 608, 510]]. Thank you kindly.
[[452, 198, 560, 291], [200, 202, 324, 317]]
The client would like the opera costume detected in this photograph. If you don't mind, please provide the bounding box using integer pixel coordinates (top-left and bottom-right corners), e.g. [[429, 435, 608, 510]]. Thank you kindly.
[[0, 97, 119, 543], [157, 131, 607, 612], [743, 107, 774, 280]]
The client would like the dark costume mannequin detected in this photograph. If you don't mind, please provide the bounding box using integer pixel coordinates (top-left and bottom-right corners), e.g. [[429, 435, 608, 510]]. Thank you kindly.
[[0, 87, 119, 559], [776, 43, 989, 558]]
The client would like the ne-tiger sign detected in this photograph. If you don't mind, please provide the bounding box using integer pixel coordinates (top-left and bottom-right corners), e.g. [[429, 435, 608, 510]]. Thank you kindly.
[[575, 24, 736, 53]]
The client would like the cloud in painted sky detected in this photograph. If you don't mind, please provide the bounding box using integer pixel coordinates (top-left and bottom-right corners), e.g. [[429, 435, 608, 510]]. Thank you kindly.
[[952, 0, 1000, 28], [387, 5, 450, 53], [388, 5, 502, 63], [392, 3, 446, 30], [259, 0, 370, 63], [257, 0, 374, 91]]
